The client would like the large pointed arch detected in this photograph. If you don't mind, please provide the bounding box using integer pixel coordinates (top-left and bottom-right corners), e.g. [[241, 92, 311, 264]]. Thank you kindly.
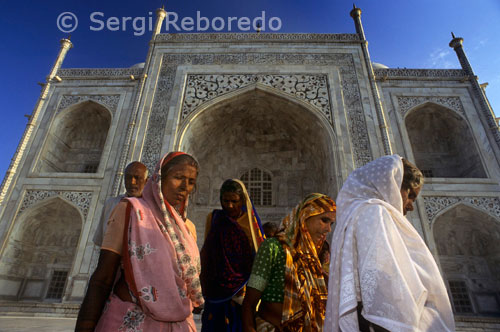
[[38, 100, 112, 173], [175, 86, 339, 230], [433, 203, 500, 316], [405, 102, 486, 178], [0, 197, 83, 302]]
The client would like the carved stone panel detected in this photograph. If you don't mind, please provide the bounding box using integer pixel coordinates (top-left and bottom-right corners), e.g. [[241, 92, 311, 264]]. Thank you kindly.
[[141, 52, 372, 170], [374, 68, 465, 78], [397, 96, 465, 118], [57, 95, 120, 116], [57, 68, 143, 78], [423, 196, 500, 224], [182, 74, 332, 122], [155, 33, 360, 43], [18, 190, 93, 219]]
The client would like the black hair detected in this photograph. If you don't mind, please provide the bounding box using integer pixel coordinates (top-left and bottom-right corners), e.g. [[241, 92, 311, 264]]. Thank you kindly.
[[262, 221, 278, 237], [160, 154, 199, 179], [319, 241, 330, 264], [401, 158, 424, 190], [219, 179, 244, 202]]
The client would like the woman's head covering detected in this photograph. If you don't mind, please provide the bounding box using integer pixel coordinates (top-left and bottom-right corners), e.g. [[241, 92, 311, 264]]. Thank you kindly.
[[200, 179, 264, 301], [158, 151, 199, 219], [334, 154, 404, 220], [325, 155, 454, 332], [232, 179, 265, 250], [279, 193, 337, 250], [277, 193, 336, 331], [139, 151, 203, 306]]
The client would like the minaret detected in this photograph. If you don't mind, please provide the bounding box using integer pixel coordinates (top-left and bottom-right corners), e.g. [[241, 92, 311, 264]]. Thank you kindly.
[[152, 6, 167, 38], [350, 4, 392, 156], [449, 33, 500, 149], [350, 4, 365, 39], [0, 38, 73, 204], [47, 37, 73, 81], [449, 33, 474, 75], [112, 6, 167, 195]]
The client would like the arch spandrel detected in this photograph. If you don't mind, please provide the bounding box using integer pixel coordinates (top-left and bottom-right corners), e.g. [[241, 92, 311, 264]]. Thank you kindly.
[[56, 99, 113, 120], [17, 190, 92, 220], [56, 95, 119, 117], [399, 96, 465, 116], [15, 195, 85, 227], [181, 74, 333, 124], [424, 196, 500, 226]]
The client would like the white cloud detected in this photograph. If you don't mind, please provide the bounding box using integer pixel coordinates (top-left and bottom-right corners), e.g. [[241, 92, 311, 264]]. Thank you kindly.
[[426, 48, 454, 69], [473, 38, 488, 51]]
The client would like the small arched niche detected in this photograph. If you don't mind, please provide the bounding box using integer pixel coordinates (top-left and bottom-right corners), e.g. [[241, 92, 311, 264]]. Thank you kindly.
[[38, 101, 111, 173], [405, 104, 486, 178], [434, 204, 500, 316], [0, 197, 82, 302]]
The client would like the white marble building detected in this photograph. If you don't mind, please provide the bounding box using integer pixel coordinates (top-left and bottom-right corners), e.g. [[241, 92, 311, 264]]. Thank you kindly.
[[0, 6, 499, 330]]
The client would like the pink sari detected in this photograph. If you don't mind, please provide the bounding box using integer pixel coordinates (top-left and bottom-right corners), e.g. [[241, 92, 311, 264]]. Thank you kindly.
[[96, 152, 203, 332]]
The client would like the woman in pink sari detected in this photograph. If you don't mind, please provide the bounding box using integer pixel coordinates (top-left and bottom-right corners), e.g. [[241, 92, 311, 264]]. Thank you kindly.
[[76, 152, 204, 332]]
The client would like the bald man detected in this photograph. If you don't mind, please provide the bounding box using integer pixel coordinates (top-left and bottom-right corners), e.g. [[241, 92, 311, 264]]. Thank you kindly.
[[93, 162, 148, 246]]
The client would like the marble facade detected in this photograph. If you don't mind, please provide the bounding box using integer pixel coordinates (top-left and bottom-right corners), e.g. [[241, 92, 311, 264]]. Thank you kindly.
[[0, 6, 499, 329]]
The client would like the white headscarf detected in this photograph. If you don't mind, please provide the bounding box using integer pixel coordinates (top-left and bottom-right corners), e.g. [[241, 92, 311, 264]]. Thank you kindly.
[[324, 155, 455, 332]]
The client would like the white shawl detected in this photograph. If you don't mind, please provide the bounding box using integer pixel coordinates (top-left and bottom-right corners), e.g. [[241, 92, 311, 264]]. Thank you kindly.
[[324, 155, 455, 332]]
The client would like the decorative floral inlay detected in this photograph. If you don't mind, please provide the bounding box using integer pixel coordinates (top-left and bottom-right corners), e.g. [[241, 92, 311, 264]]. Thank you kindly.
[[19, 190, 93, 218], [423, 196, 500, 224], [397, 96, 465, 117], [57, 95, 120, 115], [182, 74, 331, 121]]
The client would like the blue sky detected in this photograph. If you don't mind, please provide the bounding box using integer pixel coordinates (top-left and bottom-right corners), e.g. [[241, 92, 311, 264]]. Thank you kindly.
[[1, 0, 499, 178]]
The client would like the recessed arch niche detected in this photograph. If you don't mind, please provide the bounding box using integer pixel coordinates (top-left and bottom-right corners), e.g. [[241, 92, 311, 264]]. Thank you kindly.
[[434, 204, 500, 316], [178, 87, 337, 226], [0, 197, 82, 301], [405, 103, 486, 178], [38, 100, 111, 173]]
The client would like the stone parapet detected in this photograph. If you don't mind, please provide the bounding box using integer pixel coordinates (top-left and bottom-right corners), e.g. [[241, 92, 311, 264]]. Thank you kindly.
[[56, 68, 143, 79], [155, 33, 360, 43], [0, 302, 79, 317], [374, 68, 466, 80]]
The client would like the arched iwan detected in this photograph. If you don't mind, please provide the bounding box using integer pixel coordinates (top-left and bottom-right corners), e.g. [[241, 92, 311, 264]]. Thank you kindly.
[[0, 196, 83, 302], [433, 203, 500, 316], [38, 100, 112, 173], [405, 102, 486, 178], [173, 86, 339, 247]]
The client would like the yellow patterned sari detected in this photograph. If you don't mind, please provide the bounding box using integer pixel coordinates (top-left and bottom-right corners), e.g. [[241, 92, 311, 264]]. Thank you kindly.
[[276, 193, 336, 331]]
